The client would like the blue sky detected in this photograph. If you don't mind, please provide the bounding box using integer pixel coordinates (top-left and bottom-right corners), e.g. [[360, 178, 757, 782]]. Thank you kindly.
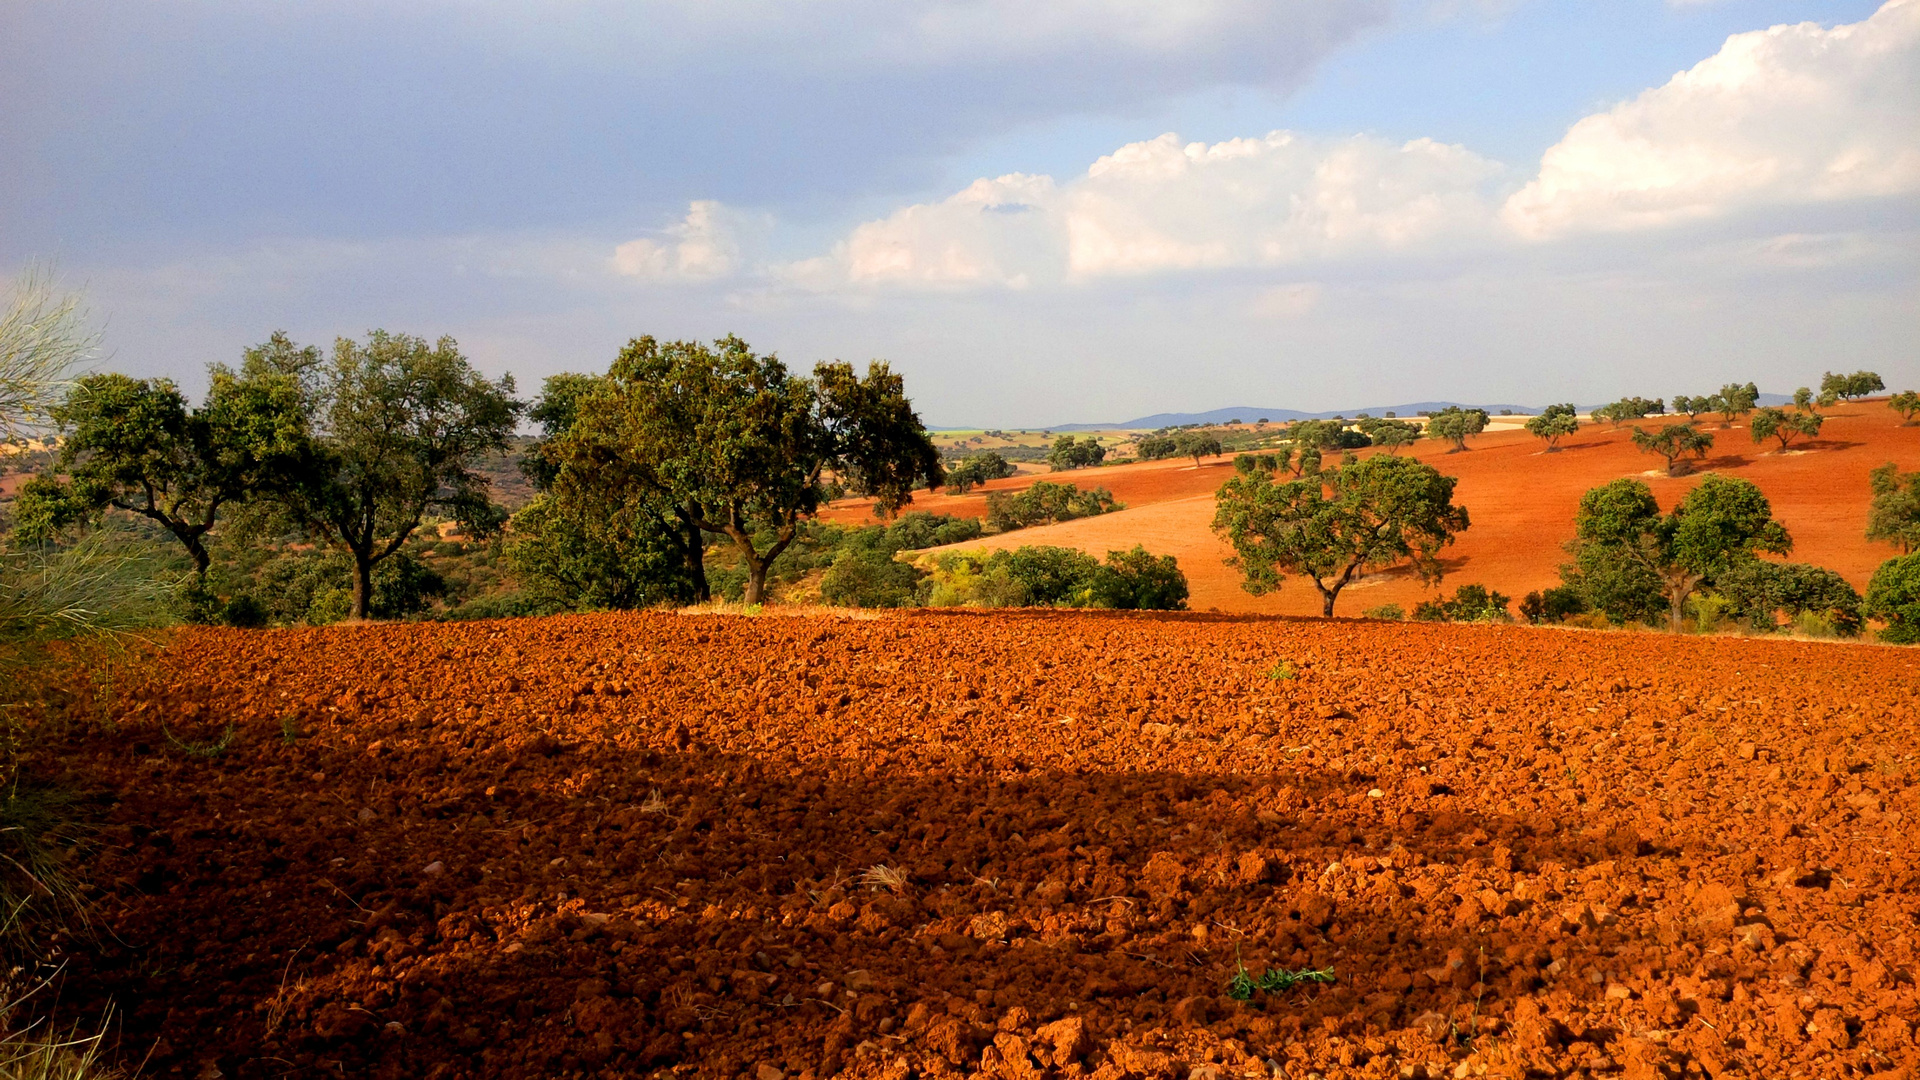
[[2, 0, 1913, 426]]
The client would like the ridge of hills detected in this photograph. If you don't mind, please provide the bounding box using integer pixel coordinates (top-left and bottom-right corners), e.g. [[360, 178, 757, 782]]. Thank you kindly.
[[990, 394, 1794, 432]]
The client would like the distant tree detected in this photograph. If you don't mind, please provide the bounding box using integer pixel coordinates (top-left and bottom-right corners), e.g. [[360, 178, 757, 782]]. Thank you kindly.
[[1519, 586, 1586, 624], [1047, 434, 1107, 471], [1412, 584, 1511, 623], [1821, 370, 1885, 403], [1426, 406, 1489, 452], [1715, 382, 1759, 425], [1089, 546, 1189, 610], [1175, 430, 1224, 465], [1865, 553, 1920, 644], [1890, 390, 1920, 425], [819, 547, 923, 608], [1631, 422, 1714, 476], [984, 480, 1120, 532], [1523, 403, 1579, 452], [518, 372, 602, 492], [1748, 406, 1823, 452], [505, 491, 690, 611], [13, 354, 310, 584], [1233, 453, 1260, 476], [274, 331, 520, 619], [1271, 443, 1321, 478], [1358, 417, 1420, 453], [945, 450, 1017, 494], [1136, 434, 1180, 460], [1594, 396, 1664, 426], [1561, 475, 1791, 631], [1867, 462, 1920, 554], [1671, 395, 1713, 421], [1212, 454, 1469, 617]]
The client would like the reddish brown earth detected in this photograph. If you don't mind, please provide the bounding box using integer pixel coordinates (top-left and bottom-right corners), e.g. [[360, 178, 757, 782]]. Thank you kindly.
[[827, 403, 1920, 617], [47, 612, 1920, 1078]]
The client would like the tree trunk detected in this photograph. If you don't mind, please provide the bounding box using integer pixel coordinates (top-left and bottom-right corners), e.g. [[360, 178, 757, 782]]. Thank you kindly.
[[181, 532, 212, 581], [1322, 591, 1337, 618], [352, 553, 375, 620], [743, 557, 769, 606]]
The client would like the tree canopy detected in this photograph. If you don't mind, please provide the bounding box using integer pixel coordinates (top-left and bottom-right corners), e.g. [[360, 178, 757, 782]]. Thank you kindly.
[[1174, 430, 1223, 465], [1889, 390, 1919, 425], [1562, 474, 1791, 631], [1524, 403, 1579, 451], [1867, 462, 1920, 554], [1748, 406, 1821, 452], [1631, 422, 1713, 476], [1046, 434, 1106, 471], [945, 450, 1017, 494], [1424, 407, 1488, 452], [1820, 370, 1884, 404], [1212, 454, 1469, 617], [1714, 382, 1758, 425], [1593, 397, 1664, 425]]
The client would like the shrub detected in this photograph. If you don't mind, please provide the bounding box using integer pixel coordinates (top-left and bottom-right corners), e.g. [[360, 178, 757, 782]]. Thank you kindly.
[[439, 590, 565, 621], [1411, 584, 1511, 623], [1089, 546, 1188, 610], [945, 451, 1017, 494], [984, 481, 1120, 532], [1361, 603, 1404, 620], [999, 546, 1101, 606], [1865, 553, 1920, 644], [919, 552, 1028, 608], [1712, 560, 1862, 636], [1046, 435, 1106, 471], [820, 548, 924, 608], [223, 593, 269, 628], [1519, 586, 1586, 624], [1137, 434, 1180, 460]]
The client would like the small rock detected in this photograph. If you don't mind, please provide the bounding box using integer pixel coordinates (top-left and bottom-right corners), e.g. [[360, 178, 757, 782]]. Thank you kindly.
[[1367, 788, 1385, 799], [383, 1021, 405, 1035], [356, 807, 377, 823], [757, 1065, 786, 1080], [1606, 982, 1633, 999], [1172, 994, 1212, 1025], [1190, 1067, 1223, 1080], [421, 861, 445, 876], [844, 969, 875, 991], [310, 771, 327, 782]]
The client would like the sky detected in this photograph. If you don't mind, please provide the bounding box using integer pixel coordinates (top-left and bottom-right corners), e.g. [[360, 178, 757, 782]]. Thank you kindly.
[[2, 0, 1915, 427]]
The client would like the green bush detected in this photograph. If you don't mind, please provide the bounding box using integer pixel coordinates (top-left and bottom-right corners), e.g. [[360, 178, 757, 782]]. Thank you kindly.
[[1712, 560, 1862, 636], [1413, 584, 1512, 623], [1089, 546, 1188, 610], [1362, 603, 1404, 620], [999, 546, 1101, 606], [821, 548, 924, 608], [1865, 553, 1920, 644], [223, 593, 269, 628], [1519, 586, 1586, 624], [984, 481, 1120, 532]]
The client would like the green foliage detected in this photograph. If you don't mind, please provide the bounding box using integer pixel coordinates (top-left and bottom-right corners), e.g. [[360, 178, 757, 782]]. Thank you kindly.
[[1890, 390, 1920, 424], [1412, 584, 1512, 623], [273, 330, 520, 618], [998, 546, 1102, 606], [505, 492, 693, 611], [1227, 955, 1336, 1000], [1361, 603, 1404, 620], [1593, 396, 1664, 425], [1865, 553, 1920, 644], [1748, 406, 1822, 451], [1135, 434, 1180, 460], [1670, 395, 1713, 420], [1356, 417, 1420, 452], [1630, 422, 1713, 476], [1088, 545, 1189, 610], [1425, 407, 1488, 452], [1213, 454, 1469, 617], [1174, 430, 1224, 464], [1523, 404, 1579, 451], [1561, 475, 1791, 630], [1519, 586, 1586, 625], [518, 372, 601, 491], [1046, 434, 1107, 471], [820, 548, 923, 608], [0, 269, 96, 442], [984, 481, 1120, 532], [1820, 370, 1884, 403], [944, 451, 1017, 494], [1711, 560, 1862, 636], [1867, 462, 1920, 554], [1714, 382, 1759, 423], [1793, 386, 1815, 412]]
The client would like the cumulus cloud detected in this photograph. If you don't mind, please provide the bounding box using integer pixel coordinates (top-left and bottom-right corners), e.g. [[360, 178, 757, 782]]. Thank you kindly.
[[798, 131, 1502, 288], [612, 201, 760, 282], [1503, 0, 1920, 238]]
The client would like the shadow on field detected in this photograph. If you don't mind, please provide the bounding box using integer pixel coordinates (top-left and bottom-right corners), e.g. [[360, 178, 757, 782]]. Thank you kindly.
[[68, 733, 1665, 1079]]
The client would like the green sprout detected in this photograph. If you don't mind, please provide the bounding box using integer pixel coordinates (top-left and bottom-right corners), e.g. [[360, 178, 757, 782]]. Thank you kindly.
[[1265, 660, 1296, 681]]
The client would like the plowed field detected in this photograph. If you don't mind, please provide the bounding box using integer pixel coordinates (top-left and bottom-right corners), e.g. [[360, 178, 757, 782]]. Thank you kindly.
[[53, 613, 1920, 1079], [827, 402, 1920, 617]]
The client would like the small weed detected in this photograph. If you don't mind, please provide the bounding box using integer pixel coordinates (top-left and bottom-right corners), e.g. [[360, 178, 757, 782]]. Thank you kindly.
[[278, 714, 300, 745], [1227, 950, 1257, 1001], [639, 788, 669, 814], [1265, 660, 1296, 681], [855, 865, 908, 894], [162, 723, 234, 759], [1225, 948, 1336, 1000]]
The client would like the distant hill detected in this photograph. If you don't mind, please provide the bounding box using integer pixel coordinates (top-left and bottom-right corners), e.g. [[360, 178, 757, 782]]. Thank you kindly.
[[1040, 394, 1795, 431]]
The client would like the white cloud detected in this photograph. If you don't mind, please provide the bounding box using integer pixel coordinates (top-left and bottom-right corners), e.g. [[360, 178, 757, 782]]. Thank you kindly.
[[1503, 0, 1920, 238], [611, 201, 760, 282], [797, 131, 1502, 288]]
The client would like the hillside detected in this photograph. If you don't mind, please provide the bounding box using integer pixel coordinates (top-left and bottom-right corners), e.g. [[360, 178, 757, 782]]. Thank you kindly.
[[827, 401, 1919, 618]]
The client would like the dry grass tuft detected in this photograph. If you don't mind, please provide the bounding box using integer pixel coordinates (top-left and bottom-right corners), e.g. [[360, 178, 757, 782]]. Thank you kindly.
[[856, 864, 908, 894]]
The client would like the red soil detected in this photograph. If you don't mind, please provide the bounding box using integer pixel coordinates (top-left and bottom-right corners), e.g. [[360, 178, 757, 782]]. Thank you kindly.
[[49, 611, 1920, 1078], [835, 404, 1919, 617]]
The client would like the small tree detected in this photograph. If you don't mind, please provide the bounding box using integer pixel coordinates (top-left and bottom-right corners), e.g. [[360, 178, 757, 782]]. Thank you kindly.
[[1890, 390, 1919, 425], [1671, 395, 1713, 421], [1089, 546, 1189, 610], [1563, 474, 1791, 631], [1412, 584, 1511, 623], [1595, 396, 1664, 426], [15, 359, 309, 583], [1712, 560, 1862, 636], [1715, 382, 1758, 425], [1212, 454, 1469, 617], [1359, 417, 1420, 453], [279, 331, 521, 619], [1136, 434, 1180, 460], [1175, 430, 1223, 466], [1631, 422, 1713, 476], [1748, 406, 1822, 452], [1821, 370, 1884, 403], [1047, 434, 1107, 471], [1792, 387, 1816, 413], [945, 451, 1017, 494], [1865, 553, 1920, 644], [1867, 463, 1920, 554], [1519, 586, 1586, 624], [1524, 403, 1579, 451], [1426, 406, 1488, 452]]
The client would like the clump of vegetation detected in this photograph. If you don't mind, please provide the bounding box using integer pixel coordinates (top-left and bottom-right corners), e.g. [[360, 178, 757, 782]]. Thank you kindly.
[[1865, 553, 1920, 644], [944, 451, 1017, 494], [1867, 463, 1920, 554], [1524, 403, 1578, 452], [1519, 586, 1586, 625], [1361, 603, 1404, 620], [1413, 584, 1511, 623], [1820, 370, 1883, 404], [1890, 390, 1919, 425], [984, 481, 1120, 532], [1227, 953, 1337, 1001], [1710, 561, 1861, 637], [919, 544, 1187, 610], [1748, 406, 1822, 452], [1630, 422, 1713, 476], [1046, 435, 1106, 471], [1593, 396, 1664, 425]]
